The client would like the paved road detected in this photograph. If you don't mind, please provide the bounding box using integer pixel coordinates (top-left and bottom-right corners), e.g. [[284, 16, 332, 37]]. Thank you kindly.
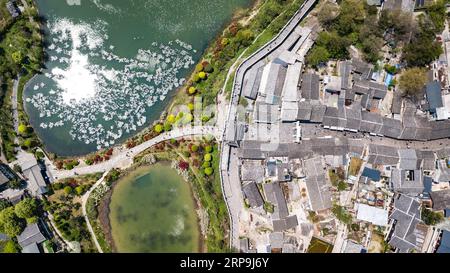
[[221, 0, 318, 250], [48, 126, 219, 180]]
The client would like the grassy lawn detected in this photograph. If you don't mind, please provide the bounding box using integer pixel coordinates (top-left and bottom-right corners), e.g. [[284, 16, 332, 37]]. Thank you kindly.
[[307, 237, 334, 253], [348, 157, 363, 177]]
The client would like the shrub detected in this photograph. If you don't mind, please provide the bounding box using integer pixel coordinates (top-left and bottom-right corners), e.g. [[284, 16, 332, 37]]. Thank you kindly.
[[3, 240, 19, 253], [188, 86, 197, 95], [187, 103, 195, 112], [35, 151, 44, 160], [22, 139, 32, 149], [198, 72, 207, 80], [204, 145, 213, 153], [183, 113, 193, 124], [190, 145, 199, 152], [202, 161, 211, 168], [18, 124, 27, 135], [178, 161, 189, 171], [204, 64, 214, 73], [196, 63, 204, 72], [193, 74, 200, 83], [154, 124, 164, 133], [75, 186, 85, 196], [183, 151, 191, 158], [204, 167, 214, 176], [204, 153, 212, 162], [63, 186, 73, 195], [164, 123, 172, 132], [167, 114, 176, 124], [52, 183, 64, 191]]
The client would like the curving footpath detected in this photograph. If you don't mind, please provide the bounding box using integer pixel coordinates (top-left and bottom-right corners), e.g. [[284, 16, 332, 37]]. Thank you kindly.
[[76, 126, 219, 253], [48, 126, 220, 180]]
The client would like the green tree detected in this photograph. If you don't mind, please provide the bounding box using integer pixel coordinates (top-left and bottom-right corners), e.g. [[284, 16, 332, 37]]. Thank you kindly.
[[63, 186, 73, 195], [399, 68, 427, 98], [22, 139, 32, 149], [14, 198, 38, 219], [204, 145, 213, 153], [167, 114, 176, 124], [11, 51, 22, 64], [426, 0, 447, 33], [18, 124, 28, 135], [0, 207, 26, 237], [307, 46, 330, 68], [8, 179, 22, 190], [190, 145, 199, 152], [75, 186, 84, 196], [337, 181, 348, 191], [188, 86, 197, 95], [403, 32, 443, 67], [204, 153, 212, 162], [204, 167, 214, 176], [163, 122, 172, 132], [3, 240, 19, 253], [0, 199, 11, 212], [317, 2, 339, 29], [154, 124, 164, 133], [316, 31, 350, 60], [422, 208, 444, 226], [202, 161, 211, 168]]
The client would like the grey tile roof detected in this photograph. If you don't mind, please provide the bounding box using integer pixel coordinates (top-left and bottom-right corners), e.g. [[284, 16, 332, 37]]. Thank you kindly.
[[381, 117, 403, 139], [310, 104, 327, 123], [272, 215, 299, 232], [391, 169, 424, 196], [304, 157, 332, 211], [6, 1, 20, 18], [389, 194, 423, 252], [21, 242, 41, 253], [398, 149, 421, 170], [243, 66, 264, 100], [360, 111, 383, 134], [243, 182, 264, 208], [430, 189, 450, 211], [241, 160, 265, 183], [254, 102, 279, 124], [263, 182, 289, 220], [391, 93, 403, 114], [417, 150, 436, 170], [301, 73, 320, 100], [339, 61, 352, 90], [24, 165, 47, 196], [368, 144, 400, 165], [269, 232, 284, 249], [297, 101, 312, 121], [351, 59, 373, 79], [17, 223, 46, 249]]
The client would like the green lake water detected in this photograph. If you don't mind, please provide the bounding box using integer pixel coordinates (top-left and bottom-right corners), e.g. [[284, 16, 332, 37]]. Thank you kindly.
[[24, 0, 250, 156], [109, 164, 200, 253]]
